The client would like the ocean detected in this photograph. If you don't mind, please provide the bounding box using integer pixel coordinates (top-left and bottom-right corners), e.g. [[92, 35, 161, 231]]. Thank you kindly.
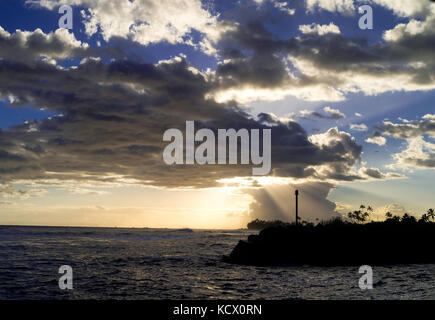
[[0, 225, 433, 299]]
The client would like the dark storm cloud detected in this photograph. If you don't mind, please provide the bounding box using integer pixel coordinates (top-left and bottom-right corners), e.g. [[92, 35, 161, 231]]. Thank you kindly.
[[2, 16, 415, 188], [0, 52, 370, 187]]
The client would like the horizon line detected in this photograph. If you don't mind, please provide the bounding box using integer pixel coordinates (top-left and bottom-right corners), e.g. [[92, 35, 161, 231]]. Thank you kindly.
[[0, 224, 248, 230]]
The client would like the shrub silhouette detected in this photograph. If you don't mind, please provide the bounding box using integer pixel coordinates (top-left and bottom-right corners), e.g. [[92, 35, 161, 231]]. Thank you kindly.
[[247, 219, 289, 230]]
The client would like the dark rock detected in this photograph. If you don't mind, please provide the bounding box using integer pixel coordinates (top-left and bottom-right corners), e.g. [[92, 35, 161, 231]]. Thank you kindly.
[[223, 221, 435, 266]]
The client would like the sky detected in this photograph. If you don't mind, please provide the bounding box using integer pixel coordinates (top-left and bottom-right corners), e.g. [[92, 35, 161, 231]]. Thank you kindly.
[[0, 0, 434, 228]]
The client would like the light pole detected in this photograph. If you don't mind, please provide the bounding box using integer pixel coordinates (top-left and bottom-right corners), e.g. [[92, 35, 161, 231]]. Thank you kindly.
[[295, 189, 299, 226]]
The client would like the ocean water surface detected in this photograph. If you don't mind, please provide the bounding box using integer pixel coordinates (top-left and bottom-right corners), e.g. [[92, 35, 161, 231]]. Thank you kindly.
[[0, 225, 433, 299]]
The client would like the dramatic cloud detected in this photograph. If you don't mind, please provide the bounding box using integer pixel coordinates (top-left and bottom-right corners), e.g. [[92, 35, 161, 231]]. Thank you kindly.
[[0, 27, 91, 65], [211, 3, 435, 103], [306, 127, 363, 181], [247, 182, 339, 222], [383, 10, 435, 42], [389, 136, 435, 169], [1, 1, 425, 191], [0, 46, 381, 189], [22, 1, 433, 103], [26, 0, 227, 55], [370, 0, 433, 18], [379, 114, 435, 169], [381, 115, 435, 139]]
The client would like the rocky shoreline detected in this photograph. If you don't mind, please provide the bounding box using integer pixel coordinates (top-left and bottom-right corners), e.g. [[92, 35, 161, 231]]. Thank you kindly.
[[223, 220, 435, 266]]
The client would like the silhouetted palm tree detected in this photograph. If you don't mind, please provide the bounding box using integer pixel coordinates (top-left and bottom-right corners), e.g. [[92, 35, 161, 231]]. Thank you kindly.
[[427, 208, 435, 222], [419, 214, 429, 223], [348, 204, 373, 223]]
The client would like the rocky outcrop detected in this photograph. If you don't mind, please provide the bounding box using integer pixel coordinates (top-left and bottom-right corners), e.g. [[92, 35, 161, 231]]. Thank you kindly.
[[223, 221, 435, 266]]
